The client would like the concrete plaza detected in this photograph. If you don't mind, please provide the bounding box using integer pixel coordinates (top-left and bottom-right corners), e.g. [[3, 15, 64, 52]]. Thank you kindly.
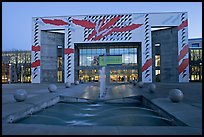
[[2, 82, 202, 135]]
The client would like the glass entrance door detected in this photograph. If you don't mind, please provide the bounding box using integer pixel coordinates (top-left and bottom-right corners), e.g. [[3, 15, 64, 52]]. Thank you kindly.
[[79, 69, 99, 82], [110, 69, 138, 83]]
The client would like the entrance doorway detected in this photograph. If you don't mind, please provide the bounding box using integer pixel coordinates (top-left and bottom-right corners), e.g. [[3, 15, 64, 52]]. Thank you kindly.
[[79, 69, 99, 82], [75, 42, 142, 83], [57, 46, 64, 83], [40, 30, 65, 83], [110, 69, 138, 83]]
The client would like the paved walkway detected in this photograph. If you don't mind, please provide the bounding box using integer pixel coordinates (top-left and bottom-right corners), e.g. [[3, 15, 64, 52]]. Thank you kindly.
[[2, 82, 202, 135]]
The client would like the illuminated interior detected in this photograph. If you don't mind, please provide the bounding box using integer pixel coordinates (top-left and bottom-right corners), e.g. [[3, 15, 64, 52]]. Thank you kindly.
[[77, 43, 140, 83]]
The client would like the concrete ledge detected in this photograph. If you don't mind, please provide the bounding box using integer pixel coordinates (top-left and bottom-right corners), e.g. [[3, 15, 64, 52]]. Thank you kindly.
[[2, 124, 202, 135], [118, 126, 202, 135], [151, 98, 202, 128], [2, 93, 60, 123]]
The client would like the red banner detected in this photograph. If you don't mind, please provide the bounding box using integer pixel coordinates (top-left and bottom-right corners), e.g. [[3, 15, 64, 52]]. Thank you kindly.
[[64, 48, 74, 54], [178, 44, 188, 62], [32, 60, 40, 68], [178, 58, 189, 74], [178, 19, 188, 31], [72, 19, 95, 28], [42, 19, 68, 26], [32, 45, 40, 52], [142, 58, 152, 72]]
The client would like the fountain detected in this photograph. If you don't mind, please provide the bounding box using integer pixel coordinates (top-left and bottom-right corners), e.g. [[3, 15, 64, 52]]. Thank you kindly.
[[99, 67, 106, 99]]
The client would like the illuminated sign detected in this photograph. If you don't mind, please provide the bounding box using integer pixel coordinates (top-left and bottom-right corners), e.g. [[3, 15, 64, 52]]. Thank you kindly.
[[99, 55, 122, 66]]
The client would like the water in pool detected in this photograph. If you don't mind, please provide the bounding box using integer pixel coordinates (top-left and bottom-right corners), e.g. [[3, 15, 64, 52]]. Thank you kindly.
[[16, 102, 172, 126]]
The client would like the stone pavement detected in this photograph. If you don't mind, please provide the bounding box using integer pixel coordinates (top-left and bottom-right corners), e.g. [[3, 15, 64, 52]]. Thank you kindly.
[[2, 82, 202, 135]]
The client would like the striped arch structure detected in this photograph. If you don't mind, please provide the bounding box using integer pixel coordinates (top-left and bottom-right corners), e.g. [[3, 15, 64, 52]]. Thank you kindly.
[[31, 12, 189, 83]]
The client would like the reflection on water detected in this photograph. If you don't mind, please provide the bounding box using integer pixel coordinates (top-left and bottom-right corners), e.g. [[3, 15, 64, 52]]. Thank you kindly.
[[88, 103, 103, 107], [16, 102, 172, 126], [82, 108, 96, 111], [74, 113, 95, 117], [65, 120, 96, 126]]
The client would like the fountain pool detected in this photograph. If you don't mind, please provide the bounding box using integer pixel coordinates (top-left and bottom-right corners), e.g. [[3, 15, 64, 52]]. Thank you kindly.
[[15, 100, 173, 126]]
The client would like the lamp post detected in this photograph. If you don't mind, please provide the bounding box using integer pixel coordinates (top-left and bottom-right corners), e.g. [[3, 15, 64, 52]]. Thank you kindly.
[[21, 65, 24, 83], [9, 63, 11, 84]]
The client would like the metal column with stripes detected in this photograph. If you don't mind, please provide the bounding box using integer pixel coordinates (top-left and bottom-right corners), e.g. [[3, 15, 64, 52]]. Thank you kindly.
[[31, 18, 41, 83], [142, 14, 152, 82], [64, 17, 74, 83], [178, 12, 189, 82]]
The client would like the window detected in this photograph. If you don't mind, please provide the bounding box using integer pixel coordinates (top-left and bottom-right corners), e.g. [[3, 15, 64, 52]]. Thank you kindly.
[[155, 43, 160, 47], [191, 43, 199, 48], [110, 47, 137, 65], [190, 66, 202, 81], [155, 55, 160, 67], [79, 48, 106, 66], [155, 69, 160, 82], [190, 49, 202, 62], [58, 45, 62, 48], [155, 70, 160, 75]]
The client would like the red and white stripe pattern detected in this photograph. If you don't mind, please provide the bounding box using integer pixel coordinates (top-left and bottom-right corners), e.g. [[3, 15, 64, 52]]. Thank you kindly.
[[178, 13, 189, 82], [142, 14, 152, 82], [31, 18, 41, 83]]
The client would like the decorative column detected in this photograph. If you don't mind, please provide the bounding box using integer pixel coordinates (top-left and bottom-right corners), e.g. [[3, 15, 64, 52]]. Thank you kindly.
[[142, 14, 152, 83], [31, 18, 41, 83], [64, 17, 74, 83], [177, 12, 189, 82]]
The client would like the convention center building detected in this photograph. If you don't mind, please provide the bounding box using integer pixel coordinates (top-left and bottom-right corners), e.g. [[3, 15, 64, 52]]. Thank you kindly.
[[31, 12, 189, 83]]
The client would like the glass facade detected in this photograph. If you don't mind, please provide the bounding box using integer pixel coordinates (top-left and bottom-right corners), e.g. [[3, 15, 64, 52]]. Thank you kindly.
[[2, 64, 10, 83], [2, 51, 31, 83], [79, 69, 99, 82], [190, 66, 201, 81], [189, 48, 202, 81], [110, 48, 137, 65], [77, 44, 139, 83], [79, 48, 106, 66], [110, 69, 138, 82], [79, 47, 137, 67], [190, 49, 202, 63]]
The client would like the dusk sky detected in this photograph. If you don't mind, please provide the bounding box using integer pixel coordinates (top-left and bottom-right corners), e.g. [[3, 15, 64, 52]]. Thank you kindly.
[[2, 2, 202, 51]]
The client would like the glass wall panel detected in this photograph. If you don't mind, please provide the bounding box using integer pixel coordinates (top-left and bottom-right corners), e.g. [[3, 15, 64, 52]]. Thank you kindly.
[[79, 48, 105, 66], [79, 69, 99, 82], [190, 49, 202, 62], [110, 47, 137, 66], [110, 69, 138, 83]]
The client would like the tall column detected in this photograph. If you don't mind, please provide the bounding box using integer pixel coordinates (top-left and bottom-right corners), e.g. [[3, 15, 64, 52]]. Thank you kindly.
[[142, 14, 152, 83], [177, 12, 189, 82], [31, 18, 41, 83], [64, 17, 74, 83]]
